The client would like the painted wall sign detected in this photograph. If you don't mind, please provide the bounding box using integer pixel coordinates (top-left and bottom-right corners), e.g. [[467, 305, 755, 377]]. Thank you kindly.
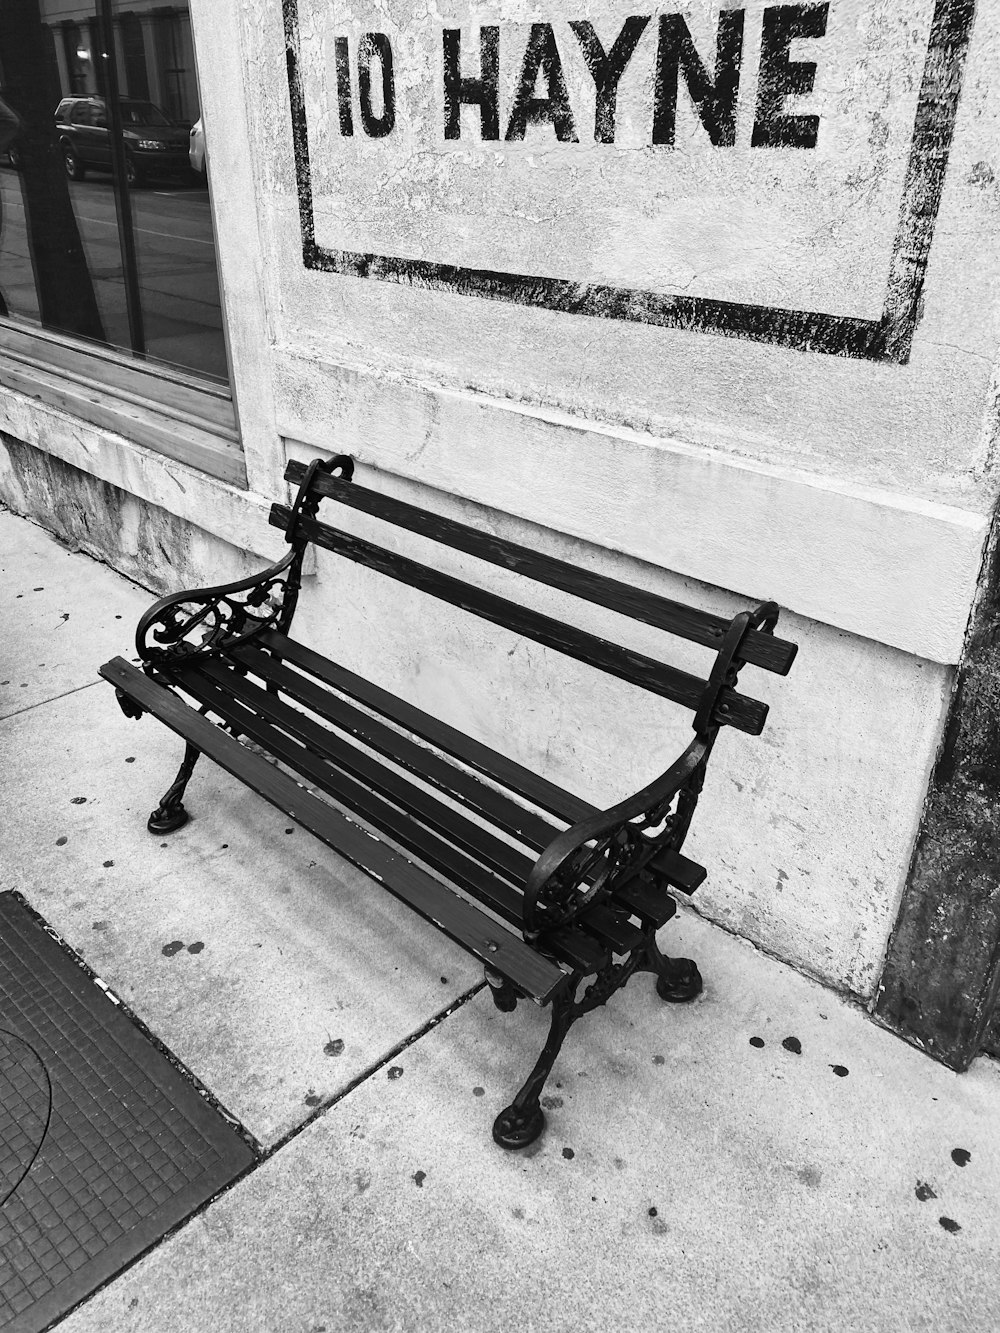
[[282, 0, 974, 360]]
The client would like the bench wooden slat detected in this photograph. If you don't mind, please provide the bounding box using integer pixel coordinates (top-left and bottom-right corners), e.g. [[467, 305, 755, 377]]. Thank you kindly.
[[231, 649, 691, 918], [254, 633, 705, 906], [608, 849, 707, 925], [178, 661, 641, 959], [258, 630, 597, 823], [192, 661, 538, 884], [614, 871, 689, 921], [167, 663, 615, 968], [648, 847, 708, 894], [269, 508, 769, 736], [231, 643, 562, 851], [282, 460, 797, 676], [181, 664, 524, 882], [99, 656, 571, 1004]]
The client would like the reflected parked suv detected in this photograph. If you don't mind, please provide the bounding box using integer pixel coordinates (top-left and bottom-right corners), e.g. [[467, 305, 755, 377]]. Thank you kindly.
[[55, 96, 190, 186]]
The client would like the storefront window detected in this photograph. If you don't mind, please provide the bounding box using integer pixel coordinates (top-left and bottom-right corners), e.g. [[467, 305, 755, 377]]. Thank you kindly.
[[0, 0, 228, 385]]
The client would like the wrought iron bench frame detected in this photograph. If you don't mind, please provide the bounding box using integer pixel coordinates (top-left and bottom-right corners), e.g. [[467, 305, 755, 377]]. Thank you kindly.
[[100, 454, 797, 1149]]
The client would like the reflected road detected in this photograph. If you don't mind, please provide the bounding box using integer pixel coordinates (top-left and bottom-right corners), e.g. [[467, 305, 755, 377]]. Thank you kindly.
[[0, 167, 227, 383]]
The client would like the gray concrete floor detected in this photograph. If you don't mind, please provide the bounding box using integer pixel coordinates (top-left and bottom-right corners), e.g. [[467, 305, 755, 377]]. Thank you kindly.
[[2, 504, 999, 1333]]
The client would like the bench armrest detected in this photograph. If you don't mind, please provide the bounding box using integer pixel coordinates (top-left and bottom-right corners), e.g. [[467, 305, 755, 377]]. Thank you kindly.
[[135, 549, 299, 665], [523, 736, 709, 937]]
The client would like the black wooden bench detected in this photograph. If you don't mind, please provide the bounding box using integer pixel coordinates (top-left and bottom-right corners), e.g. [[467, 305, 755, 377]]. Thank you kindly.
[[99, 454, 797, 1149]]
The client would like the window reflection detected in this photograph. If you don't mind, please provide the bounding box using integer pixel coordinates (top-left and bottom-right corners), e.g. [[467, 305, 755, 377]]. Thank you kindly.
[[0, 0, 228, 385]]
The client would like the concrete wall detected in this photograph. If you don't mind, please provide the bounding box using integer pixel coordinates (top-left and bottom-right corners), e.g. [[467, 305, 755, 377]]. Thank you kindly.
[[2, 0, 999, 1002]]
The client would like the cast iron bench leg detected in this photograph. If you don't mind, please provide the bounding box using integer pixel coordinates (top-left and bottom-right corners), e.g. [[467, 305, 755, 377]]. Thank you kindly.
[[147, 741, 201, 835], [484, 967, 519, 1012], [491, 930, 701, 1150], [493, 991, 575, 1151], [640, 935, 703, 1002]]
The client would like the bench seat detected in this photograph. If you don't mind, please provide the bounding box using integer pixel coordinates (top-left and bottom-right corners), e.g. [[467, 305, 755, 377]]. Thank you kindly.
[[102, 632, 706, 1004]]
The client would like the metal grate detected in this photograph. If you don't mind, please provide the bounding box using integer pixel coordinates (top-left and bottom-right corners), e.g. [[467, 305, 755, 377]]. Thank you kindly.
[[0, 892, 256, 1333]]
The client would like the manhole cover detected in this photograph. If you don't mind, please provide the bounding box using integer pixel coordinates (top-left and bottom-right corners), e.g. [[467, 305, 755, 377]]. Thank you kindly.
[[0, 1034, 50, 1210]]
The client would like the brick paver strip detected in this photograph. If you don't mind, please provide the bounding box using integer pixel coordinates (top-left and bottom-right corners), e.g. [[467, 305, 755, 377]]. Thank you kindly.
[[0, 892, 256, 1332]]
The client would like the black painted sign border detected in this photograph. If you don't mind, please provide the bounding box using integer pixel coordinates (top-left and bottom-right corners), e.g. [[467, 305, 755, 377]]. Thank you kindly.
[[282, 0, 975, 362]]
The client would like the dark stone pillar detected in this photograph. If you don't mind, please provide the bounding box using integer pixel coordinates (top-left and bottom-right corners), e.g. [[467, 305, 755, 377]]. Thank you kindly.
[[875, 514, 1000, 1070]]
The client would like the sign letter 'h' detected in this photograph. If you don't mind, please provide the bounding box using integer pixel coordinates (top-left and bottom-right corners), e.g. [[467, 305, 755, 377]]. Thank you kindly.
[[443, 27, 500, 140]]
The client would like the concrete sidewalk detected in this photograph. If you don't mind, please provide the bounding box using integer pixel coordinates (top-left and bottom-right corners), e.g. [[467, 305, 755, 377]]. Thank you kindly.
[[2, 503, 999, 1333]]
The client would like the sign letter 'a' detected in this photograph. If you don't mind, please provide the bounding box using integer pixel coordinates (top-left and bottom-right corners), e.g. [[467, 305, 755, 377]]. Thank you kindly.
[[504, 23, 578, 142]]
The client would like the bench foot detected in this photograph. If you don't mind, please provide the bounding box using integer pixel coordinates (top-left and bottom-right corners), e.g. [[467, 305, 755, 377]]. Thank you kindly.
[[492, 1103, 545, 1150], [147, 741, 201, 835], [655, 961, 703, 1003], [147, 806, 190, 835], [641, 937, 703, 1003]]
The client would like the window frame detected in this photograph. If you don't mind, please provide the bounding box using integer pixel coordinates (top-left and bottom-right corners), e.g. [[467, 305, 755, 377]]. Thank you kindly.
[[0, 0, 246, 489], [0, 319, 245, 486]]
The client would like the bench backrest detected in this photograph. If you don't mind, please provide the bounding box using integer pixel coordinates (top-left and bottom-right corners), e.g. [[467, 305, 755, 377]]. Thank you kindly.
[[269, 456, 796, 738]]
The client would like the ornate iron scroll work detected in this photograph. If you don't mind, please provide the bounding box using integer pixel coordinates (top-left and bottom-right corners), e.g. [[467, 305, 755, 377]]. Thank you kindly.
[[523, 600, 779, 939], [114, 454, 357, 828], [135, 553, 298, 667], [524, 787, 694, 937], [522, 738, 709, 939], [132, 455, 355, 670]]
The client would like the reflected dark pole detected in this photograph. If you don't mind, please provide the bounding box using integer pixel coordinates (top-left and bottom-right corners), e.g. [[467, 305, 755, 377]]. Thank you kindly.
[[0, 0, 105, 341], [97, 0, 145, 356]]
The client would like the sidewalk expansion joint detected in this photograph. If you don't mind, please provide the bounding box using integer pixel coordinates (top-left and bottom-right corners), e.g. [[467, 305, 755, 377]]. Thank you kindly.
[[260, 978, 489, 1163], [65, 977, 488, 1325], [0, 678, 103, 723], [45, 973, 489, 1331]]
